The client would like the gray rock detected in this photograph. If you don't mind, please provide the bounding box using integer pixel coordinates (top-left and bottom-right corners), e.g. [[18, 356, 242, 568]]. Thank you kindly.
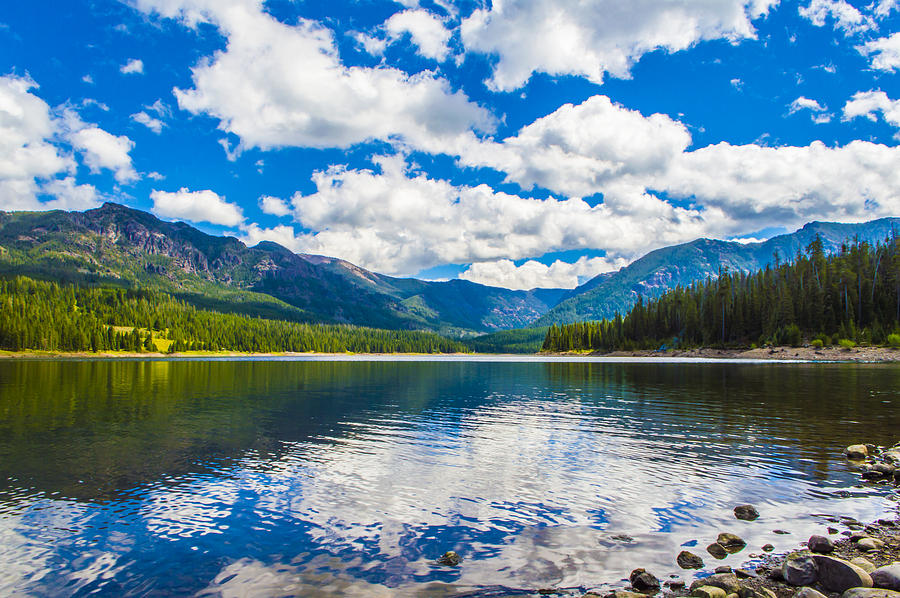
[[739, 587, 776, 598], [883, 450, 900, 464], [873, 463, 895, 476], [716, 566, 733, 574], [735, 569, 757, 579], [717, 533, 747, 549], [689, 574, 741, 594], [858, 538, 885, 552], [692, 587, 726, 598], [852, 558, 878, 574], [630, 569, 661, 593], [793, 588, 828, 598], [841, 590, 900, 598], [846, 445, 869, 459], [872, 565, 900, 591], [708, 543, 728, 560], [678, 551, 705, 570], [762, 544, 775, 552], [809, 534, 835, 553], [783, 555, 819, 586], [612, 591, 648, 598], [812, 555, 874, 593], [734, 505, 760, 521], [437, 551, 461, 566]]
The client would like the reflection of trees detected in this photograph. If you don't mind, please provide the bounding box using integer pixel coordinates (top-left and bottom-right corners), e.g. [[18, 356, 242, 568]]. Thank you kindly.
[[1, 360, 897, 502]]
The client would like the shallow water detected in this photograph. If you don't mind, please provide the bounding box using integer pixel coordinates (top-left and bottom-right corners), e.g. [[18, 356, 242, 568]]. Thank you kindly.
[[0, 358, 898, 596]]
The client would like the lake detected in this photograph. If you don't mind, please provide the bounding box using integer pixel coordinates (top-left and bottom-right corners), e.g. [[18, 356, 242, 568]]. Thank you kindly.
[[0, 357, 898, 597]]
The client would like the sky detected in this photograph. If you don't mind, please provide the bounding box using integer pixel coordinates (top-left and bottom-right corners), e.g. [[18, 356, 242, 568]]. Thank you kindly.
[[1, 0, 899, 290]]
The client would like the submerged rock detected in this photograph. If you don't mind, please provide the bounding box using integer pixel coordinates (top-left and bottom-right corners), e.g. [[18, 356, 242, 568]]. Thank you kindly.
[[809, 535, 835, 554], [436, 551, 461, 566], [762, 544, 775, 552], [734, 505, 760, 521], [812, 555, 873, 593], [678, 551, 705, 570], [846, 445, 869, 460]]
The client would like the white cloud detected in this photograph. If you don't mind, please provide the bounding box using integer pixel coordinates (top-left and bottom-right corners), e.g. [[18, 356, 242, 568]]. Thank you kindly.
[[873, 0, 899, 17], [133, 0, 492, 154], [453, 95, 691, 198], [799, 0, 872, 34], [354, 31, 387, 56], [843, 90, 900, 131], [151, 188, 244, 226], [459, 0, 778, 91], [68, 123, 138, 183], [120, 58, 144, 74], [239, 222, 304, 251], [385, 9, 452, 61], [131, 111, 164, 133], [82, 74, 94, 84], [859, 32, 900, 71], [258, 195, 290, 217], [40, 177, 101, 211], [460, 256, 628, 290], [788, 96, 832, 123]]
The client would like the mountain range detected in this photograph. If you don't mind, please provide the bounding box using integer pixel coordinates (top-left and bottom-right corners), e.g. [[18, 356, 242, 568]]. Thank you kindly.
[[0, 202, 896, 335]]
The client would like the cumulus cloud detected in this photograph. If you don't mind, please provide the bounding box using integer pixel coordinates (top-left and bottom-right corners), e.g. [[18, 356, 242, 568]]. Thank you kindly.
[[385, 9, 452, 61], [133, 0, 492, 155], [873, 0, 899, 17], [120, 58, 144, 74], [460, 256, 629, 290], [799, 0, 872, 35], [788, 96, 832, 123], [0, 75, 102, 212], [150, 188, 244, 226], [258, 195, 291, 216], [859, 32, 900, 71], [68, 123, 138, 183], [452, 95, 691, 198], [843, 90, 900, 132], [131, 111, 164, 133], [459, 0, 778, 91]]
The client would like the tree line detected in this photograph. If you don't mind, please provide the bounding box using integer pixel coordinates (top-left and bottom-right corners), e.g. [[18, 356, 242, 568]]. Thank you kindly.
[[0, 276, 468, 354], [543, 235, 900, 352]]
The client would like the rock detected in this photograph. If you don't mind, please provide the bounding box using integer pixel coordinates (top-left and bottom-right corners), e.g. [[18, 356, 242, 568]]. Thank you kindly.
[[812, 555, 874, 593], [734, 505, 760, 521], [708, 543, 728, 560], [735, 569, 757, 579], [852, 558, 878, 574], [612, 534, 635, 542], [770, 568, 785, 581], [667, 580, 687, 589], [858, 538, 885, 552], [717, 533, 747, 549], [841, 590, 900, 598], [872, 565, 900, 591], [829, 527, 840, 534], [883, 450, 900, 464], [630, 569, 661, 593], [716, 566, 733, 574], [678, 551, 705, 570], [613, 591, 649, 598], [726, 594, 738, 598], [762, 544, 775, 552], [692, 586, 727, 598], [846, 445, 869, 459], [783, 555, 819, 586], [436, 551, 461, 566], [689, 574, 741, 594], [793, 589, 828, 598], [774, 529, 791, 535], [739, 586, 777, 598], [809, 534, 835, 553], [874, 463, 895, 476]]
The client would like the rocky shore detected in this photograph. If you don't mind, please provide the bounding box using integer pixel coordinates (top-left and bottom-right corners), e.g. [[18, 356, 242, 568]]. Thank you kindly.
[[598, 346, 900, 362], [579, 441, 900, 598]]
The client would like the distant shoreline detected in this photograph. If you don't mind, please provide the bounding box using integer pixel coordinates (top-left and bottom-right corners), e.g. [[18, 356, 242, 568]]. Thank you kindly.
[[2, 346, 900, 361], [555, 345, 900, 362]]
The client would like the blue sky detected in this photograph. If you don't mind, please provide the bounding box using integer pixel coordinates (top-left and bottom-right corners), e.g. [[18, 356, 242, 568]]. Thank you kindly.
[[1, 0, 899, 289]]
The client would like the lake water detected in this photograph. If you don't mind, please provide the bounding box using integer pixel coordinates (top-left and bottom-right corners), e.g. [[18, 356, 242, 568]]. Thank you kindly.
[[0, 357, 898, 597]]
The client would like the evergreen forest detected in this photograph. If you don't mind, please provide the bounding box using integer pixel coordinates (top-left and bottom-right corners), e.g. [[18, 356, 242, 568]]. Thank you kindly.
[[543, 236, 900, 352], [0, 276, 468, 354]]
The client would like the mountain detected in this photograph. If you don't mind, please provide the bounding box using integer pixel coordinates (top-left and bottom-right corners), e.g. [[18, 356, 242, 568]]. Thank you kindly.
[[0, 203, 563, 335], [536, 218, 900, 326]]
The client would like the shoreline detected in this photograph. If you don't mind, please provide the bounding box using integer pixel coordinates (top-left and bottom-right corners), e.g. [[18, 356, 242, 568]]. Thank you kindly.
[[560, 346, 900, 363]]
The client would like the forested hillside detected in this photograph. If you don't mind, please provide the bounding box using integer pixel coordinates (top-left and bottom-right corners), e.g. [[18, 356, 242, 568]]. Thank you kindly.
[[542, 236, 900, 352], [0, 276, 467, 354]]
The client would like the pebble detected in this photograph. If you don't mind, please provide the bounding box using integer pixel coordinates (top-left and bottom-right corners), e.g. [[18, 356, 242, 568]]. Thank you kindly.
[[436, 551, 461, 566], [678, 551, 705, 570], [762, 544, 775, 552], [734, 505, 760, 521]]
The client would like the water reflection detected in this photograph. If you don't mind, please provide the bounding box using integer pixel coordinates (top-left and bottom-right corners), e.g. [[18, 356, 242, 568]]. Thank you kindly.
[[0, 359, 898, 596]]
